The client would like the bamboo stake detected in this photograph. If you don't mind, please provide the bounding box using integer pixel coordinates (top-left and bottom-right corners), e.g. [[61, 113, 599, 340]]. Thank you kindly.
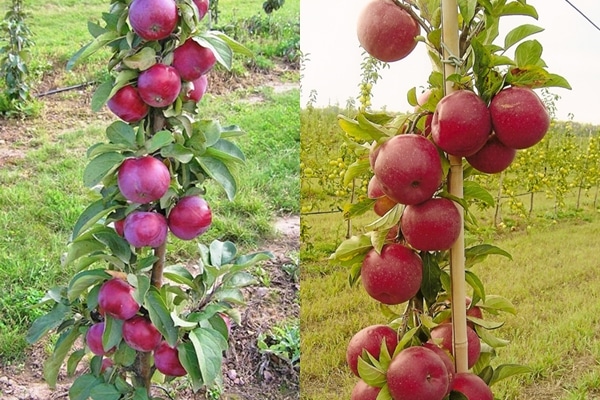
[[441, 0, 469, 374]]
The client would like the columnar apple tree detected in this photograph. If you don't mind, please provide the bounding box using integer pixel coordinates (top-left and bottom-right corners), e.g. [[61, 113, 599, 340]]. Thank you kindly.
[[27, 0, 271, 398], [330, 1, 570, 399]]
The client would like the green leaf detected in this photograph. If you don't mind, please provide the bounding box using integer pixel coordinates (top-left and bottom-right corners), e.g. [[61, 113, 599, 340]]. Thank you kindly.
[[189, 328, 228, 386], [500, 2, 538, 18], [164, 264, 196, 288], [64, 239, 106, 267], [69, 374, 103, 400], [208, 30, 253, 58], [67, 31, 121, 71], [504, 24, 544, 51], [465, 244, 512, 267], [72, 199, 117, 239], [465, 270, 486, 301], [93, 231, 132, 263], [145, 288, 178, 347], [364, 204, 402, 232], [90, 383, 121, 400], [514, 40, 543, 68], [83, 152, 125, 188], [464, 180, 495, 208], [490, 364, 532, 386], [206, 139, 246, 164], [344, 198, 376, 219], [68, 270, 110, 302], [193, 33, 233, 70], [394, 327, 419, 356], [209, 240, 237, 267], [197, 156, 237, 201], [123, 47, 156, 70], [421, 252, 443, 304], [108, 69, 139, 98], [329, 234, 373, 263], [481, 295, 517, 315], [113, 340, 137, 367], [343, 158, 370, 187], [475, 324, 510, 347], [145, 130, 174, 153], [161, 143, 194, 163], [106, 121, 136, 146], [457, 0, 477, 24], [178, 342, 204, 391], [26, 302, 71, 344], [357, 354, 386, 387], [45, 327, 82, 388], [67, 349, 85, 377], [338, 114, 389, 142], [233, 251, 273, 268], [92, 80, 114, 112], [102, 315, 124, 353]]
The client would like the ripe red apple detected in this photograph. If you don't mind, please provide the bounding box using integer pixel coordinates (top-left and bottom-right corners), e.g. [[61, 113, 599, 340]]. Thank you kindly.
[[414, 90, 434, 135], [430, 323, 481, 369], [361, 243, 422, 305], [432, 90, 492, 157], [100, 357, 114, 373], [98, 278, 140, 320], [193, 0, 209, 20], [422, 342, 455, 394], [168, 196, 212, 240], [368, 143, 381, 171], [490, 86, 550, 149], [86, 322, 115, 356], [451, 372, 493, 400], [122, 315, 162, 352], [401, 197, 461, 251], [183, 75, 209, 102], [387, 346, 449, 400], [346, 324, 398, 377], [128, 0, 178, 41], [118, 156, 170, 204], [154, 341, 187, 377], [137, 64, 182, 107], [351, 379, 381, 400], [107, 85, 149, 123], [373, 134, 443, 205], [172, 38, 216, 82], [356, 0, 420, 62], [367, 175, 385, 199], [124, 211, 168, 248], [466, 134, 517, 174], [114, 219, 125, 237]]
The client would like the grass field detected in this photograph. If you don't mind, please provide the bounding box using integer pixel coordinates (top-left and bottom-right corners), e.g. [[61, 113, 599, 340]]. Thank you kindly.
[[300, 107, 600, 399], [0, 0, 299, 364]]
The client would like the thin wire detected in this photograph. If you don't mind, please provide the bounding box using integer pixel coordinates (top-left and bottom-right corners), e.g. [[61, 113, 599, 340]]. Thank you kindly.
[[563, 0, 600, 32]]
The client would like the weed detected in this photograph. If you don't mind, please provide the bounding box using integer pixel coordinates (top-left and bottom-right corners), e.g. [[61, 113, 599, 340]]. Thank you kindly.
[[257, 318, 300, 367]]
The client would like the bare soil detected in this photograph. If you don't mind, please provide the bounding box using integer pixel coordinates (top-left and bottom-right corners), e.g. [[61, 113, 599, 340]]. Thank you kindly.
[[0, 65, 300, 399]]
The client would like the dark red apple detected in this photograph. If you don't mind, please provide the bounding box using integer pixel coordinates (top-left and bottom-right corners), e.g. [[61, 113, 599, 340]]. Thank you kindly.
[[124, 211, 168, 248], [466, 134, 517, 174], [401, 197, 461, 251], [490, 86, 550, 149], [451, 372, 493, 400], [122, 315, 162, 352], [137, 64, 182, 107], [113, 219, 125, 237], [351, 379, 381, 400], [193, 0, 209, 20], [100, 357, 114, 373], [128, 0, 178, 41], [430, 323, 481, 369], [172, 38, 216, 82], [107, 85, 149, 123], [356, 0, 420, 62], [86, 322, 115, 356], [168, 196, 212, 240], [373, 134, 443, 205], [183, 75, 209, 102], [367, 175, 385, 199], [361, 243, 422, 305], [346, 324, 398, 377], [154, 341, 187, 377], [387, 346, 449, 400], [422, 342, 455, 394], [432, 90, 491, 157], [118, 156, 170, 204], [98, 278, 140, 320]]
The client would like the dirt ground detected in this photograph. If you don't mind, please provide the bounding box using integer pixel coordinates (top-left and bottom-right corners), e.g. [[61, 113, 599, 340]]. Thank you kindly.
[[0, 65, 300, 399]]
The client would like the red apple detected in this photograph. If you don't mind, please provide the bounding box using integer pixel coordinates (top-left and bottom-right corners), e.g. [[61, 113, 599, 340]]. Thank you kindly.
[[122, 315, 162, 352], [86, 322, 115, 356], [367, 175, 385, 199], [351, 379, 381, 400], [432, 90, 491, 157], [128, 0, 178, 41], [346, 324, 398, 377], [172, 38, 216, 82], [124, 211, 168, 248], [490, 86, 550, 149], [373, 196, 397, 217], [168, 196, 212, 240], [100, 357, 114, 373], [423, 342, 455, 394], [137, 64, 182, 108], [414, 90, 434, 135], [429, 323, 481, 369], [114, 219, 125, 237], [368, 143, 380, 171], [401, 197, 461, 251], [98, 278, 140, 320], [361, 243, 422, 305], [107, 85, 149, 123], [118, 156, 170, 204], [466, 134, 517, 174], [183, 75, 209, 102], [356, 0, 420, 62], [387, 346, 449, 400], [451, 372, 493, 400], [193, 0, 209, 20], [373, 134, 443, 205], [154, 341, 187, 377]]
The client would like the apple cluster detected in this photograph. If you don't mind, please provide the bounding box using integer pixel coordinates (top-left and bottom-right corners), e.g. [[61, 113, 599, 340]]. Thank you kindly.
[[347, 323, 492, 400], [86, 278, 187, 377]]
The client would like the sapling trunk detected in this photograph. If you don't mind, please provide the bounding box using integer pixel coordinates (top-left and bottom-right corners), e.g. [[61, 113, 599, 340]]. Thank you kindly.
[[441, 0, 469, 374]]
